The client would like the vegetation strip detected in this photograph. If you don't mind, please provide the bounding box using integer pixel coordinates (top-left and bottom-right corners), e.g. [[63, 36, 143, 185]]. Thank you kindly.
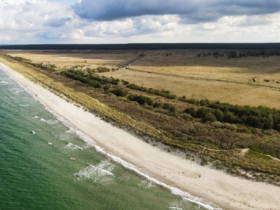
[[1, 54, 280, 186]]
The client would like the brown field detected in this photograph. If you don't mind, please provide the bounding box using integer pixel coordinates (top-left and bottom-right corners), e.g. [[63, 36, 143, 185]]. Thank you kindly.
[[129, 50, 280, 84], [3, 49, 280, 109], [1, 50, 145, 69]]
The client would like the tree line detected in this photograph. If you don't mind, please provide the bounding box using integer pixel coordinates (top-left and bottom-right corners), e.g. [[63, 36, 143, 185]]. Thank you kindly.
[[182, 98, 280, 130], [198, 50, 280, 59], [3, 43, 280, 50]]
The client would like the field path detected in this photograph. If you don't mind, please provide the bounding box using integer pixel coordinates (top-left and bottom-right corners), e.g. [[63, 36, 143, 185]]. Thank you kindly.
[[125, 67, 280, 92], [123, 53, 152, 69]]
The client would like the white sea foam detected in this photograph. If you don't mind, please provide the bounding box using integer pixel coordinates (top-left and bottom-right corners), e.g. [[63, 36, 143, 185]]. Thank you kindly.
[[62, 126, 220, 209], [57, 133, 71, 141], [138, 180, 154, 189], [70, 158, 75, 161], [48, 142, 53, 145], [94, 145, 220, 210], [40, 118, 46, 122], [74, 164, 114, 182], [76, 130, 95, 146], [34, 116, 40, 119], [97, 160, 115, 172], [66, 127, 77, 134], [0, 68, 220, 210], [65, 143, 83, 150], [0, 81, 9, 85], [46, 119, 59, 125], [19, 104, 30, 107], [169, 199, 196, 210]]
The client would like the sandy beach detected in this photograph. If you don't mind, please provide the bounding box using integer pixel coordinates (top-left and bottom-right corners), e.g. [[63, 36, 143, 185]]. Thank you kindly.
[[1, 62, 280, 210]]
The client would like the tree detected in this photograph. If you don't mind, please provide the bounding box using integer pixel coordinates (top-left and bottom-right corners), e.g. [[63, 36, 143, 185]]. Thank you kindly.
[[111, 88, 128, 97], [224, 112, 236, 123], [204, 113, 217, 122], [196, 107, 211, 118], [200, 99, 210, 106], [184, 107, 196, 117], [213, 109, 224, 121]]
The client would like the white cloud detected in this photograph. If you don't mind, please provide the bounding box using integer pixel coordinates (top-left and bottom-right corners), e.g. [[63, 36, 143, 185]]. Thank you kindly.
[[0, 0, 280, 44], [0, 0, 74, 43]]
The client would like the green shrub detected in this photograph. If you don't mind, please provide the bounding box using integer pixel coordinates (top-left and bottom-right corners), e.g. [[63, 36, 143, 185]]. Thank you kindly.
[[62, 71, 102, 88], [111, 88, 129, 97], [178, 97, 199, 105], [196, 107, 211, 118], [204, 113, 217, 122], [128, 94, 153, 105], [103, 84, 111, 91], [213, 109, 224, 121], [200, 99, 210, 106], [163, 103, 176, 113], [153, 102, 161, 108], [122, 80, 129, 85], [224, 112, 238, 123], [184, 107, 196, 117]]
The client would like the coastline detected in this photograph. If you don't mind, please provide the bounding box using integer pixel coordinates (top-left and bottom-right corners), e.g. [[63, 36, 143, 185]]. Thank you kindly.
[[1, 62, 280, 210]]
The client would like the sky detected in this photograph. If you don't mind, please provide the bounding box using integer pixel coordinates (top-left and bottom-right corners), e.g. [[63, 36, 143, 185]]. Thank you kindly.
[[1, 0, 280, 44]]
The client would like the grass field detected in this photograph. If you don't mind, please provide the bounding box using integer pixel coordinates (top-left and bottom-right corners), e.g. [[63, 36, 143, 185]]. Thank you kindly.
[[3, 49, 280, 109], [101, 50, 280, 109], [129, 50, 280, 83], [1, 50, 146, 70]]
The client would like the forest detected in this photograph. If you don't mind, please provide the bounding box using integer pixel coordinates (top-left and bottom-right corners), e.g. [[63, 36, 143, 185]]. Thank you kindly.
[[2, 43, 280, 50]]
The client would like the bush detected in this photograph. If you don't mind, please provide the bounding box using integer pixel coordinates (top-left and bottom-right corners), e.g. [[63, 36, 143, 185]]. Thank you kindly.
[[204, 113, 217, 122], [111, 77, 120, 85], [103, 84, 111, 91], [169, 106, 176, 113], [111, 88, 128, 97], [184, 107, 196, 117], [128, 94, 153, 105], [224, 112, 238, 123], [153, 102, 161, 108], [62, 71, 102, 88], [122, 80, 129, 85], [213, 109, 224, 121], [196, 107, 211, 118], [200, 99, 210, 106], [163, 103, 176, 113], [97, 66, 110, 72], [178, 97, 199, 105]]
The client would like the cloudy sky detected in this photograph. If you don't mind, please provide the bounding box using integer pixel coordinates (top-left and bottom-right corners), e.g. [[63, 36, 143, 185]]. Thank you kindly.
[[1, 0, 280, 44]]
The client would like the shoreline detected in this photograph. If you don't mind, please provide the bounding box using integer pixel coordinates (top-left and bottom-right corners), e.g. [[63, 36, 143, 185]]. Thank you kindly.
[[1, 62, 280, 210]]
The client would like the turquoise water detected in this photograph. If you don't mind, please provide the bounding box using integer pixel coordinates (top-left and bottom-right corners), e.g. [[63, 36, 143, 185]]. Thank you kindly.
[[0, 69, 209, 210]]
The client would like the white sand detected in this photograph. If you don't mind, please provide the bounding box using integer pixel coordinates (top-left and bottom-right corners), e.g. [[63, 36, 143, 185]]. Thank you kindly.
[[1, 62, 280, 210]]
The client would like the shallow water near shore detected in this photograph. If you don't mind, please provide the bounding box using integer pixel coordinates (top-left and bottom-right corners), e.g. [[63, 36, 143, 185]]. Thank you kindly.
[[0, 69, 211, 210]]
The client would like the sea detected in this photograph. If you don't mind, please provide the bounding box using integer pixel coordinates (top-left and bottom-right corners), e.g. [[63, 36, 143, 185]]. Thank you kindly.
[[0, 68, 214, 210]]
